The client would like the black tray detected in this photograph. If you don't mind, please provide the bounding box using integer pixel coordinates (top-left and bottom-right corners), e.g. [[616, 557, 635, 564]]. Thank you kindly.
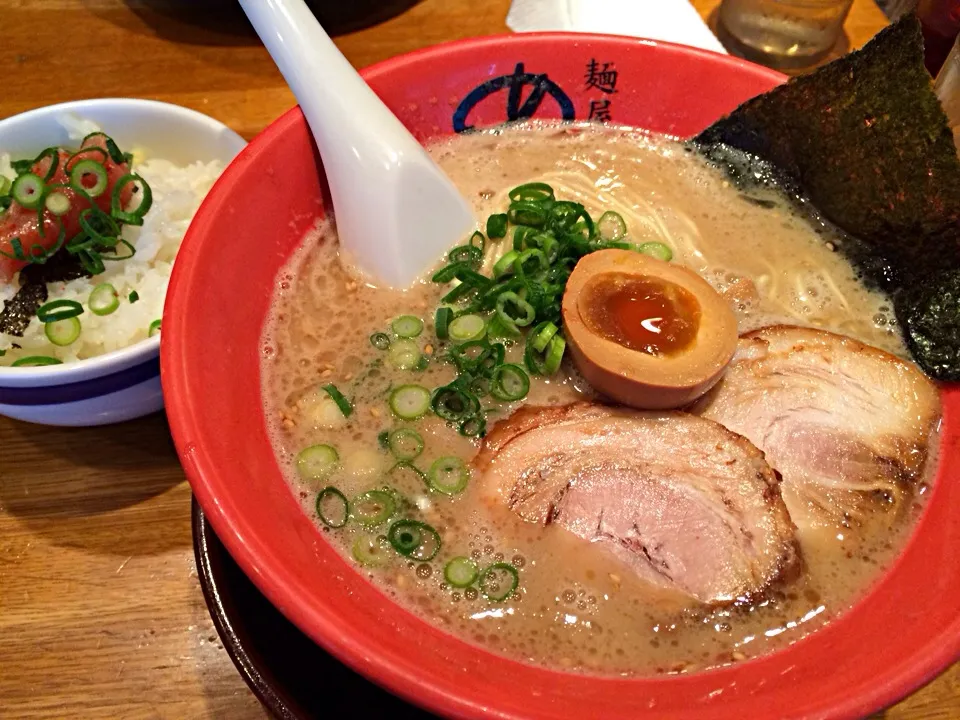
[[192, 499, 432, 719]]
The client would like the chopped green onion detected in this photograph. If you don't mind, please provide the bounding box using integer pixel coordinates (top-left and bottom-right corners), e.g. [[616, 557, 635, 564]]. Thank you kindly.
[[509, 182, 555, 203], [370, 332, 391, 350], [377, 430, 390, 450], [637, 241, 673, 262], [490, 363, 530, 402], [545, 335, 566, 374], [44, 317, 81, 346], [0, 176, 11, 196], [492, 250, 519, 278], [485, 313, 521, 340], [104, 136, 126, 165], [296, 444, 339, 480], [11, 355, 62, 367], [387, 339, 421, 370], [389, 384, 431, 420], [597, 210, 627, 241], [486, 213, 508, 239], [458, 414, 486, 438], [387, 519, 441, 561], [428, 456, 470, 495], [352, 534, 390, 566], [351, 489, 397, 528], [431, 384, 479, 421], [531, 321, 559, 353], [148, 319, 162, 337], [448, 244, 483, 268], [444, 557, 480, 588], [509, 200, 548, 227], [391, 315, 424, 338], [44, 191, 71, 216], [111, 173, 153, 226], [316, 487, 349, 528], [435, 307, 452, 340], [322, 383, 353, 417], [479, 562, 520, 602], [387, 461, 427, 489], [387, 429, 424, 461], [89, 283, 119, 316], [496, 291, 535, 328], [448, 314, 486, 342], [11, 173, 45, 210], [469, 230, 486, 252], [128, 290, 139, 303], [69, 159, 108, 198], [37, 299, 83, 323]]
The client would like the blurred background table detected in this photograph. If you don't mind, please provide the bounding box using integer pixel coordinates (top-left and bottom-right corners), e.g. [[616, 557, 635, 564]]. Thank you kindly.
[[0, 1, 955, 718]]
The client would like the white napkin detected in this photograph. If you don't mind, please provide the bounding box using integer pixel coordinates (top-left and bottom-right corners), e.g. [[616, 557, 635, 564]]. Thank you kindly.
[[506, 0, 728, 55]]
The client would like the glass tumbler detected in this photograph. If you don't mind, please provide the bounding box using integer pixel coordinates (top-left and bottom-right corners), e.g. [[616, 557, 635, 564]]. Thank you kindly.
[[717, 0, 855, 70]]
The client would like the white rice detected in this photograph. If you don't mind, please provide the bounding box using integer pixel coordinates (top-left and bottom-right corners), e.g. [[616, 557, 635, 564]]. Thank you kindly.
[[0, 119, 224, 365]]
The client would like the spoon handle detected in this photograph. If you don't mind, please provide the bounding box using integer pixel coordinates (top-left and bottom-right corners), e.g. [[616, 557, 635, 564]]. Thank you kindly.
[[237, 0, 475, 287]]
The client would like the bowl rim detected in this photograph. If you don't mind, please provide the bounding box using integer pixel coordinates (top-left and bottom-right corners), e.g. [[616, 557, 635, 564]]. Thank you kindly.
[[0, 97, 245, 386], [164, 32, 960, 720]]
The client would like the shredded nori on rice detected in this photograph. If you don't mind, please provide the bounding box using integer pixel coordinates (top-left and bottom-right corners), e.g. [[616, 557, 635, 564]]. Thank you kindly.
[[0, 253, 89, 337], [694, 14, 960, 380]]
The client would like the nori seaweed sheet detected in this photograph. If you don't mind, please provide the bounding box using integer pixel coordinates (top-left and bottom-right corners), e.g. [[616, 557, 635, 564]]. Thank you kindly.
[[0, 253, 89, 337], [694, 15, 960, 380]]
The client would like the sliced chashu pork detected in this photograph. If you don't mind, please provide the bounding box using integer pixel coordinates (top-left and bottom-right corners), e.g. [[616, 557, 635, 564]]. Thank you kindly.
[[691, 325, 940, 533], [474, 403, 800, 604]]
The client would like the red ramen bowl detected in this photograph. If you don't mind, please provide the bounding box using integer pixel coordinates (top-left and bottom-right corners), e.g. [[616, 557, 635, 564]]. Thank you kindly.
[[162, 35, 960, 719]]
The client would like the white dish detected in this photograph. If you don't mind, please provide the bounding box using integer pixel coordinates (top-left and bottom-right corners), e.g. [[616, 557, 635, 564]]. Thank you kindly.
[[0, 98, 246, 426]]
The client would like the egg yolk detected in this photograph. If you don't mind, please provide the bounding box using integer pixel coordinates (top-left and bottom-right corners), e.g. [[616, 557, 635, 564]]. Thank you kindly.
[[580, 273, 701, 356]]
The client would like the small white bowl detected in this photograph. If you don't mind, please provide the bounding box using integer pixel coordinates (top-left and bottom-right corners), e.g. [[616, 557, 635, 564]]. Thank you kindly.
[[0, 98, 246, 426]]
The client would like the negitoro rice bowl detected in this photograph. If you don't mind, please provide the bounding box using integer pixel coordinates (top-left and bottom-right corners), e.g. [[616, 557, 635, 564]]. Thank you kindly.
[[0, 114, 225, 366]]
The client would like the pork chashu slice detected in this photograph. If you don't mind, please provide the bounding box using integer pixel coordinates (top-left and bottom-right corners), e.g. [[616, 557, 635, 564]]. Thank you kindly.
[[474, 403, 800, 605], [692, 325, 940, 533]]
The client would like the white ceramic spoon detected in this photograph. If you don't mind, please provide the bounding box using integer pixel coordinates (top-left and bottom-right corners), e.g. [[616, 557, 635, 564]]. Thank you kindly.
[[238, 0, 477, 288]]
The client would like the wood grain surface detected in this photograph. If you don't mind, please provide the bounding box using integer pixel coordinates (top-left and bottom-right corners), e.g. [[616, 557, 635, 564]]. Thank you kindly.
[[0, 1, 955, 718]]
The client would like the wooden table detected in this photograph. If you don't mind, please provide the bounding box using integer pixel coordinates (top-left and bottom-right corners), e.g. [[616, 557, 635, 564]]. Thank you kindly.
[[1, 1, 955, 718]]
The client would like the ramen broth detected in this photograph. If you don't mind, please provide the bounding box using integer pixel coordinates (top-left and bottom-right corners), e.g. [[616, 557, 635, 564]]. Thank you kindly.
[[261, 122, 933, 675]]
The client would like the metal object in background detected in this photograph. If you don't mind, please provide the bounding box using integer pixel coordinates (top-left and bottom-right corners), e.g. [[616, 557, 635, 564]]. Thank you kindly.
[[716, 0, 854, 69]]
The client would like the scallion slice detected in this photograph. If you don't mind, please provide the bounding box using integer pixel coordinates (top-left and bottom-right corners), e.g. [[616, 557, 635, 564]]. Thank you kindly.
[[492, 250, 519, 278], [637, 241, 673, 262], [322, 383, 353, 417], [111, 173, 153, 226], [11, 355, 62, 367], [44, 317, 81, 346], [391, 315, 424, 338], [428, 456, 469, 495], [351, 489, 397, 528], [479, 562, 520, 602], [597, 210, 627, 241], [387, 461, 427, 488], [444, 557, 479, 588], [431, 384, 478, 422], [352, 534, 390, 566], [128, 290, 139, 304], [448, 244, 483, 267], [458, 414, 486, 438], [490, 363, 530, 402], [435, 307, 452, 340], [11, 173, 45, 210], [495, 291, 535, 328], [486, 213, 508, 239], [69, 159, 109, 198], [531, 321, 559, 353], [387, 428, 424, 461], [370, 332, 391, 350], [89, 283, 119, 316], [296, 444, 339, 480], [389, 384, 431, 420], [148, 319, 162, 337], [448, 314, 486, 342], [509, 182, 555, 203], [37, 299, 83, 323], [44, 191, 71, 217], [387, 519, 441, 561], [544, 335, 566, 374], [388, 338, 421, 370], [316, 486, 349, 528]]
